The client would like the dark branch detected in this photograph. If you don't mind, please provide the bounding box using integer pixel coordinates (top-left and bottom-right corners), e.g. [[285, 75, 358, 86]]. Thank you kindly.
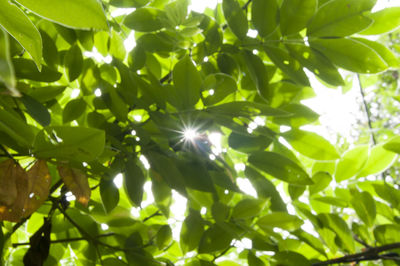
[[12, 233, 116, 247], [357, 74, 376, 145], [312, 242, 400, 266]]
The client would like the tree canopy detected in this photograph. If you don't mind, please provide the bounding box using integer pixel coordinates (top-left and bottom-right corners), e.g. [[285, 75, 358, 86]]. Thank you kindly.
[[0, 0, 400, 265]]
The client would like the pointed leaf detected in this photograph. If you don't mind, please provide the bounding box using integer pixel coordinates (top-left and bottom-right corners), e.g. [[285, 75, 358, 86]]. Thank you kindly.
[[359, 7, 400, 35], [354, 38, 399, 67], [13, 58, 62, 82], [100, 179, 119, 213], [156, 225, 172, 250], [0, 108, 35, 148], [125, 159, 145, 206], [357, 144, 397, 177], [251, 0, 279, 37], [335, 145, 369, 182], [280, 0, 317, 36], [21, 94, 51, 127], [222, 0, 248, 39], [257, 212, 303, 231], [172, 55, 202, 109], [15, 0, 108, 30], [58, 165, 91, 207], [282, 130, 340, 160], [0, 29, 16, 92], [318, 213, 355, 252], [62, 98, 87, 124], [307, 0, 375, 37], [383, 136, 400, 154], [64, 44, 83, 82], [0, 1, 42, 69], [310, 38, 388, 74], [232, 198, 268, 219], [124, 7, 164, 32], [180, 211, 204, 253], [351, 191, 376, 227], [249, 151, 312, 185], [198, 224, 233, 253], [309, 172, 332, 195]]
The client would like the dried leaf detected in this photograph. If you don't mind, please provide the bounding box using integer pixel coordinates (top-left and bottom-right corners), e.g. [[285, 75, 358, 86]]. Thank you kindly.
[[0, 159, 29, 222], [58, 165, 90, 206], [24, 160, 51, 217]]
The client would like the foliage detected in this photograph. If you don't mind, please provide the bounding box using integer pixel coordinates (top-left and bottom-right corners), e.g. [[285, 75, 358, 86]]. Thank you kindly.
[[0, 0, 399, 265]]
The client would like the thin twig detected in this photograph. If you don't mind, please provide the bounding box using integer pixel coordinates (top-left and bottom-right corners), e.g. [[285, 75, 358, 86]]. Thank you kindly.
[[312, 242, 400, 266], [357, 74, 377, 145], [12, 233, 116, 247]]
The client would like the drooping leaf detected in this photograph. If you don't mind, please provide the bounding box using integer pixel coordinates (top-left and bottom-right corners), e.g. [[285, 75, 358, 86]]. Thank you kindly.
[[24, 160, 51, 217], [280, 0, 317, 36], [125, 159, 145, 206], [198, 224, 233, 253], [124, 7, 165, 32], [350, 191, 376, 227], [374, 224, 400, 245], [58, 165, 91, 207], [354, 38, 399, 68], [282, 129, 340, 160], [34, 126, 105, 162], [232, 198, 268, 219], [0, 108, 35, 148], [156, 225, 172, 250], [310, 38, 388, 74], [383, 136, 400, 154], [0, 1, 42, 69], [251, 0, 279, 37], [228, 132, 272, 153], [241, 51, 270, 100], [359, 7, 400, 35], [318, 213, 355, 252], [0, 160, 29, 222], [13, 58, 62, 82], [273, 251, 311, 266], [172, 55, 202, 109], [257, 212, 303, 231], [307, 0, 376, 37], [222, 0, 248, 39], [64, 44, 83, 82], [21, 94, 51, 127], [202, 73, 237, 106], [357, 144, 397, 178], [335, 145, 369, 182], [62, 98, 87, 123], [100, 179, 119, 214], [0, 29, 16, 93], [248, 151, 312, 185], [309, 171, 332, 195], [15, 0, 108, 30], [180, 211, 204, 253], [373, 183, 400, 210]]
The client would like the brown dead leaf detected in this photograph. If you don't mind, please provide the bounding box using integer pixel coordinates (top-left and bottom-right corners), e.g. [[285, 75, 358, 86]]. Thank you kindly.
[[0, 159, 29, 222], [58, 165, 90, 207], [23, 160, 51, 217]]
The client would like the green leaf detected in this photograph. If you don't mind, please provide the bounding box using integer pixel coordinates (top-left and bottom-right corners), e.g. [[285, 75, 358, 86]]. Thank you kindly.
[[125, 159, 145, 206], [335, 145, 369, 182], [273, 103, 319, 127], [232, 198, 268, 219], [177, 158, 215, 193], [13, 58, 62, 82], [202, 73, 237, 106], [110, 0, 150, 8], [156, 225, 172, 250], [257, 212, 303, 231], [172, 55, 202, 109], [0, 29, 15, 91], [350, 191, 376, 227], [206, 101, 289, 118], [34, 126, 105, 162], [180, 211, 204, 253], [124, 7, 165, 32], [251, 0, 279, 37], [292, 229, 326, 255], [228, 132, 272, 153], [15, 0, 108, 30], [273, 251, 311, 266], [222, 0, 248, 39], [64, 44, 83, 82], [0, 108, 35, 148], [249, 151, 312, 185], [100, 179, 119, 214], [282, 130, 340, 160], [245, 167, 287, 212], [383, 136, 400, 154], [248, 251, 265, 266], [373, 183, 400, 209], [280, 0, 317, 36], [62, 98, 87, 124], [264, 45, 310, 86], [307, 0, 375, 37], [21, 94, 51, 127], [198, 224, 233, 253], [354, 38, 400, 68], [357, 144, 397, 177], [359, 7, 400, 35], [374, 224, 400, 245], [163, 0, 189, 28], [285, 43, 344, 86], [241, 51, 269, 100], [0, 1, 42, 69], [29, 86, 66, 103], [310, 38, 388, 74], [317, 213, 355, 252], [309, 172, 332, 195]]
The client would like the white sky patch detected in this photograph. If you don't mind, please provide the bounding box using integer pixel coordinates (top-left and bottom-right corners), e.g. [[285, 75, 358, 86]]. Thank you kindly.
[[70, 89, 80, 99], [234, 163, 246, 172], [83, 48, 112, 63], [130, 207, 141, 218], [171, 190, 187, 221], [209, 132, 222, 155], [208, 89, 215, 96], [142, 181, 155, 208], [134, 115, 142, 122], [200, 207, 207, 215], [124, 31, 136, 52], [247, 29, 258, 38], [184, 128, 198, 141], [234, 238, 252, 253], [373, 0, 400, 12], [101, 223, 109, 231], [111, 7, 136, 17], [189, 0, 218, 12], [113, 173, 123, 189], [65, 192, 76, 202], [237, 177, 257, 197], [94, 88, 102, 97], [131, 129, 137, 136]]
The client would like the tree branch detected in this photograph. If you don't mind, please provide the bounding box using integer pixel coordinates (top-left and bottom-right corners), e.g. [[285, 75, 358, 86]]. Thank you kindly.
[[357, 74, 376, 145], [12, 233, 116, 247], [312, 242, 400, 266]]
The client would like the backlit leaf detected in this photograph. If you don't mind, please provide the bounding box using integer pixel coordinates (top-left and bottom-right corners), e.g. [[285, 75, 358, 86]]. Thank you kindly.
[[21, 94, 51, 127], [335, 145, 369, 182], [62, 98, 87, 124], [280, 0, 317, 36], [351, 191, 376, 227], [64, 44, 83, 82], [222, 0, 248, 39], [357, 144, 397, 177], [251, 0, 279, 37], [124, 7, 165, 32], [257, 212, 303, 231], [125, 159, 145, 206], [100, 179, 119, 214], [0, 29, 16, 93], [359, 7, 400, 35]]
